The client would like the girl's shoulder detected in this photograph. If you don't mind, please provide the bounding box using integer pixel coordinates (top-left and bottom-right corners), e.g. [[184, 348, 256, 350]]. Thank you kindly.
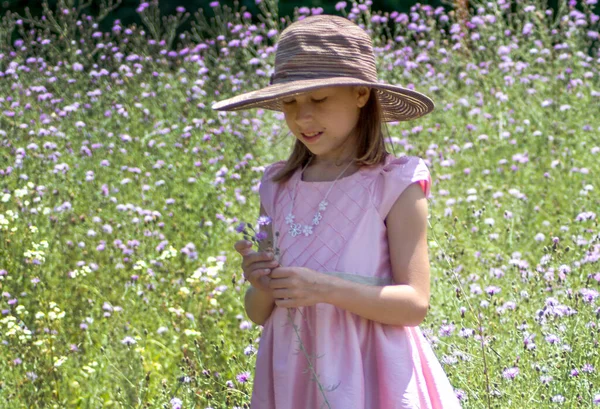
[[383, 153, 429, 171], [367, 153, 430, 180], [264, 160, 287, 174], [371, 154, 432, 218], [261, 160, 287, 183]]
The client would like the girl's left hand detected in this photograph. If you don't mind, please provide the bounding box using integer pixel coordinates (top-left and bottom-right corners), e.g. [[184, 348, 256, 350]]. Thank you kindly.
[[268, 266, 329, 308]]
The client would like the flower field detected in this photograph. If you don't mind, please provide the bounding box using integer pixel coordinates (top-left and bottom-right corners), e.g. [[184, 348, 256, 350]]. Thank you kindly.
[[0, 0, 599, 407]]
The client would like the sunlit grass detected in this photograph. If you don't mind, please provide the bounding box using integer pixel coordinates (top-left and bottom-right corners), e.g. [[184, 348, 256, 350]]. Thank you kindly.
[[0, 0, 599, 407]]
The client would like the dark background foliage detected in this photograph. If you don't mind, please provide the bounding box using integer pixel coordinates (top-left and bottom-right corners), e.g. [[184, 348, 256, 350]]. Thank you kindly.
[[3, 0, 592, 48]]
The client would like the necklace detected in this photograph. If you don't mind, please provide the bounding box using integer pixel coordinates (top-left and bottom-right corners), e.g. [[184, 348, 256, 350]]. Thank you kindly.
[[285, 156, 354, 238]]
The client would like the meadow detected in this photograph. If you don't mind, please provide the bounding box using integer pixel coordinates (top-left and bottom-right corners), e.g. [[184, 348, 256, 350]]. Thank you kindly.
[[0, 0, 599, 407]]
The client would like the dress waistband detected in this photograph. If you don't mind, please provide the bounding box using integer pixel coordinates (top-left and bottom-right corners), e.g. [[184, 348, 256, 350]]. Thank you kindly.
[[321, 271, 394, 286]]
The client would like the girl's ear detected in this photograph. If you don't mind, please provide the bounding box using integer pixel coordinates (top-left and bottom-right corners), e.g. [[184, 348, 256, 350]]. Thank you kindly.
[[355, 86, 370, 108]]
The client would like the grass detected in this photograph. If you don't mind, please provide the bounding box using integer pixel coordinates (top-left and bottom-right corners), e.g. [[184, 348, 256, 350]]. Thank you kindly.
[[0, 0, 599, 407]]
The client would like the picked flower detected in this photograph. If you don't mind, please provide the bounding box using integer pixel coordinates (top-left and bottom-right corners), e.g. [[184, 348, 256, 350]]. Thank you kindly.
[[235, 215, 281, 262]]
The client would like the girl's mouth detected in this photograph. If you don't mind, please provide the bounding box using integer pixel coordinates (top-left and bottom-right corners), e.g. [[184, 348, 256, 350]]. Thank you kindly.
[[301, 131, 323, 142]]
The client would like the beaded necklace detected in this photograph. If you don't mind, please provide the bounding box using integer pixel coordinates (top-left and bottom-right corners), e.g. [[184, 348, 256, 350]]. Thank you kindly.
[[285, 156, 354, 237]]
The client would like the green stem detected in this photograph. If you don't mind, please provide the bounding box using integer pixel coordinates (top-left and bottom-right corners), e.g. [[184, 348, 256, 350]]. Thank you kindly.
[[287, 308, 332, 409]]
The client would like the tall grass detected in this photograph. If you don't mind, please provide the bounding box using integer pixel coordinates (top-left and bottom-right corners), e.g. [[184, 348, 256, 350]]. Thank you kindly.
[[0, 0, 599, 407]]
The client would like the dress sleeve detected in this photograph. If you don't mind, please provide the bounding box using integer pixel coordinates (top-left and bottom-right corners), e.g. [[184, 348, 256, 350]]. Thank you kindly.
[[258, 161, 286, 219], [374, 155, 432, 220]]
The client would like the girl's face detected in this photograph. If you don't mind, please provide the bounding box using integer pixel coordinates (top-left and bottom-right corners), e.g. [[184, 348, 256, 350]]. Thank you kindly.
[[281, 86, 370, 164]]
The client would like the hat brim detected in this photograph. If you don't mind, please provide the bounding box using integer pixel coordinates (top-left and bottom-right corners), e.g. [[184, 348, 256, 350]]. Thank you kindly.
[[211, 77, 435, 122]]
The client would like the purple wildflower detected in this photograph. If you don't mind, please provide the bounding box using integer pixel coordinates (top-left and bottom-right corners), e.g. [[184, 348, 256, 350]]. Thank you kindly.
[[121, 336, 136, 346], [335, 1, 347, 11], [257, 215, 272, 226], [582, 363, 594, 373], [170, 397, 182, 409], [580, 288, 599, 304], [485, 286, 501, 295], [502, 367, 519, 380], [236, 371, 250, 383], [255, 231, 268, 241]]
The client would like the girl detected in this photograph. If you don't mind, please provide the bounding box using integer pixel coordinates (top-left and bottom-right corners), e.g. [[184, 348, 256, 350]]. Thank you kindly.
[[213, 14, 462, 409]]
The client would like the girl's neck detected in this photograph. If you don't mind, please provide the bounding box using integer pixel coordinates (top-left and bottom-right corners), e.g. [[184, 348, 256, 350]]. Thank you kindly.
[[310, 155, 356, 168], [302, 156, 360, 182]]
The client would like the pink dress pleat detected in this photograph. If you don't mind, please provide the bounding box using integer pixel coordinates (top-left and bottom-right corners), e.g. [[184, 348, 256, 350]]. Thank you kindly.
[[253, 153, 462, 409]]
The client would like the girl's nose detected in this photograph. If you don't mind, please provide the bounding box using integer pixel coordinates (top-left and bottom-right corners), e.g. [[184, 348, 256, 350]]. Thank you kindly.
[[294, 102, 315, 123]]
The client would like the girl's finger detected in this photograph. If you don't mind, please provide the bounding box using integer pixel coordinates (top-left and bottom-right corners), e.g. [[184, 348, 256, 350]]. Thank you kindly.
[[249, 251, 274, 265], [272, 289, 289, 299], [234, 240, 253, 255], [248, 259, 278, 271], [233, 240, 246, 251], [267, 276, 282, 288], [248, 269, 271, 282], [274, 298, 293, 309]]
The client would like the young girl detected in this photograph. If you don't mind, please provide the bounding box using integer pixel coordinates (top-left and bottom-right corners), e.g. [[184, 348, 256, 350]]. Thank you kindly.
[[213, 14, 462, 409]]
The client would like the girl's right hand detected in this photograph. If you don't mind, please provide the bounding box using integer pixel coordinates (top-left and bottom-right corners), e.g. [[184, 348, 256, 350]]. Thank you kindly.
[[234, 240, 279, 293]]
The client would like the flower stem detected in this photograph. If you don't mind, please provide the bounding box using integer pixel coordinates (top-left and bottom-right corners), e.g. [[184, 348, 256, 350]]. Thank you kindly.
[[287, 308, 332, 409]]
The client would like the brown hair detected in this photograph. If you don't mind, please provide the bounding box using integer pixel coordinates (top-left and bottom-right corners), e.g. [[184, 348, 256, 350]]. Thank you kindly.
[[272, 87, 390, 184]]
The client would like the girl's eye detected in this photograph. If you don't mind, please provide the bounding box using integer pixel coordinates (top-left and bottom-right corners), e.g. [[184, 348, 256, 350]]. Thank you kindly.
[[282, 98, 327, 105]]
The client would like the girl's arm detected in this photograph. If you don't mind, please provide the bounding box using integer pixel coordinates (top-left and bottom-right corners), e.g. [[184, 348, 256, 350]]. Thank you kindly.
[[321, 278, 428, 327], [244, 286, 275, 326], [322, 183, 431, 327], [244, 203, 276, 326]]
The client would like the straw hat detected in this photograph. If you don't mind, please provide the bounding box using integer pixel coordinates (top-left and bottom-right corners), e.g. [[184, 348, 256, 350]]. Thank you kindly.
[[211, 14, 435, 122]]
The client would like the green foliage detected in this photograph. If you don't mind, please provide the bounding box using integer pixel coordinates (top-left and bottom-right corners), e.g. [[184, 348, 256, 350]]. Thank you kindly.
[[0, 0, 599, 407]]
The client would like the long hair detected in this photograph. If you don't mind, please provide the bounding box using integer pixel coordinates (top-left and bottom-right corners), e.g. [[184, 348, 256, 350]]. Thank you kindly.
[[271, 87, 390, 184]]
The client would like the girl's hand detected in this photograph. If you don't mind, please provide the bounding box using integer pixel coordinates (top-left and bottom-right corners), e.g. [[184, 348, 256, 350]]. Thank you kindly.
[[268, 266, 329, 308], [234, 240, 280, 293]]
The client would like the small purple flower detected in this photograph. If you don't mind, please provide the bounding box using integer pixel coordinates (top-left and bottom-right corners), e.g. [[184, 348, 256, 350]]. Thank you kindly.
[[439, 323, 455, 337], [121, 336, 136, 346], [257, 215, 272, 226], [255, 231, 268, 241], [485, 286, 501, 295], [236, 371, 250, 383], [170, 397, 182, 409], [335, 1, 347, 11], [502, 367, 519, 380], [235, 222, 246, 233], [455, 389, 467, 401], [580, 288, 599, 304]]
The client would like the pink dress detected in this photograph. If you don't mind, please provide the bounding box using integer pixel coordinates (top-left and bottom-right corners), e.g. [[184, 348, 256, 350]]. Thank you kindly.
[[253, 153, 462, 409]]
